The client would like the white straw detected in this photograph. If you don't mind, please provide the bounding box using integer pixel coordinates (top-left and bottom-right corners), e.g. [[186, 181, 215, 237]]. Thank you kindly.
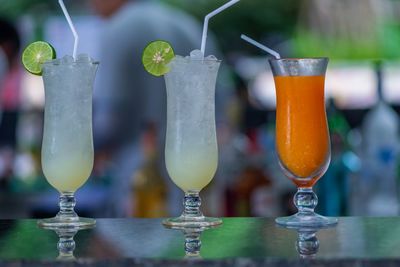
[[200, 0, 240, 55], [58, 0, 79, 59], [241, 34, 281, 59]]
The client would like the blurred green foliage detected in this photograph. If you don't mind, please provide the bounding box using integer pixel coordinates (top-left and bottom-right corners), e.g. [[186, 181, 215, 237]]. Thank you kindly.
[[164, 0, 300, 55], [294, 23, 400, 60], [0, 0, 82, 19], [0, 0, 54, 18], [1, 0, 400, 59], [0, 0, 300, 55]]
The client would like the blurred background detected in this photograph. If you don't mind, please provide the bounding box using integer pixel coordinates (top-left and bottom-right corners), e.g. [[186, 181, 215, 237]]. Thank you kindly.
[[0, 0, 399, 219]]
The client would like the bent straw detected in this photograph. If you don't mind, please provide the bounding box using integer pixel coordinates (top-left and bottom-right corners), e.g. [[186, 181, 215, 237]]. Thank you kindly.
[[241, 34, 281, 59], [58, 0, 79, 59], [200, 0, 240, 56]]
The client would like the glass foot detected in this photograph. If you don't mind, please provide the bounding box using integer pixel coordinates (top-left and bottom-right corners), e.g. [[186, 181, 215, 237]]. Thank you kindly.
[[277, 188, 338, 228], [38, 192, 95, 229], [276, 212, 338, 228], [164, 191, 222, 228], [163, 216, 222, 228], [38, 217, 96, 229]]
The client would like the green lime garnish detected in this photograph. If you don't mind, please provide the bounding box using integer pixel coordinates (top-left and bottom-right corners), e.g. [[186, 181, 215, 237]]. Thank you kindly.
[[22, 41, 56, 76], [142, 40, 175, 77]]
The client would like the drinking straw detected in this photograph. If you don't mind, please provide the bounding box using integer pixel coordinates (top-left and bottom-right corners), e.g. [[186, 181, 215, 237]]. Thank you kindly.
[[200, 0, 240, 56], [58, 0, 79, 60], [241, 34, 281, 59]]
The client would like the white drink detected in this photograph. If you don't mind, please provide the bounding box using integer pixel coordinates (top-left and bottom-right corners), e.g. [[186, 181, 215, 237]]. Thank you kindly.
[[43, 149, 93, 192], [166, 145, 218, 192], [164, 55, 220, 192], [41, 55, 97, 193]]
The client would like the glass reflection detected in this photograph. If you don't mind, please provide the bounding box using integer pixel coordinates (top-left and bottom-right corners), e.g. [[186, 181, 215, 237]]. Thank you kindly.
[[295, 228, 319, 259], [281, 225, 334, 259], [166, 226, 215, 259], [55, 228, 78, 261], [42, 226, 94, 261], [182, 227, 205, 259]]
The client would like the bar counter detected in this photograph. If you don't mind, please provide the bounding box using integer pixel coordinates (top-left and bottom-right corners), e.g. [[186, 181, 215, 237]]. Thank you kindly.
[[0, 217, 399, 266]]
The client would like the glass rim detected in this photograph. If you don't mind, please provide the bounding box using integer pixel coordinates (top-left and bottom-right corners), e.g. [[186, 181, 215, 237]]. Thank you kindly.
[[42, 60, 100, 66], [166, 57, 222, 73], [268, 57, 328, 62], [192, 59, 222, 63], [172, 56, 222, 63]]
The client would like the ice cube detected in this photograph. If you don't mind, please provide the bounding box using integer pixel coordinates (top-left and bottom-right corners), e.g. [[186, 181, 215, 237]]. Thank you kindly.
[[205, 55, 218, 61], [60, 55, 74, 64], [76, 53, 92, 63], [190, 49, 204, 60]]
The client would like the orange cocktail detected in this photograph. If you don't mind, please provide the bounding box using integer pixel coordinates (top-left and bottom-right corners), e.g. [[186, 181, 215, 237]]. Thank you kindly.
[[275, 75, 330, 187], [269, 58, 337, 227]]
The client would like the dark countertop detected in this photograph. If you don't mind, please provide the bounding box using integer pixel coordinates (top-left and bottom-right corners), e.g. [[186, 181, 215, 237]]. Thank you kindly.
[[0, 217, 400, 266]]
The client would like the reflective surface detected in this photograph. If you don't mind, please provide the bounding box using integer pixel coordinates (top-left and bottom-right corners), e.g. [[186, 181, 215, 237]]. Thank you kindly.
[[1, 218, 400, 262]]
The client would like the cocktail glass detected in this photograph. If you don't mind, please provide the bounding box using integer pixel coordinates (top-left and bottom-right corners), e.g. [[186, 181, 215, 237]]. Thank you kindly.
[[38, 58, 98, 229], [269, 58, 338, 227], [163, 56, 221, 228]]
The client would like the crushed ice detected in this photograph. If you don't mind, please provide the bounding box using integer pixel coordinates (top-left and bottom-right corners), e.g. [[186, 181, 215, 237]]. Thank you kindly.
[[61, 55, 74, 64], [51, 54, 95, 65], [205, 55, 217, 61], [188, 50, 218, 61], [190, 49, 204, 60], [76, 53, 93, 63], [170, 50, 219, 67]]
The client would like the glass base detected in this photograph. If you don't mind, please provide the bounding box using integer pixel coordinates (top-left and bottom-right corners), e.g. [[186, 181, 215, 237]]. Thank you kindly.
[[38, 217, 96, 229], [276, 212, 338, 228], [162, 216, 222, 228]]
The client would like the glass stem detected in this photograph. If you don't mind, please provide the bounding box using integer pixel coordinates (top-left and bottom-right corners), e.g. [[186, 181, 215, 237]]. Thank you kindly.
[[182, 191, 204, 219], [294, 188, 318, 215], [57, 192, 78, 221]]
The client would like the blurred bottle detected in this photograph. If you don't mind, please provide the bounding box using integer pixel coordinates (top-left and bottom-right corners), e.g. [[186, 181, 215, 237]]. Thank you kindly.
[[316, 99, 351, 216], [225, 127, 275, 217], [131, 124, 167, 218], [0, 48, 7, 93], [361, 61, 399, 216]]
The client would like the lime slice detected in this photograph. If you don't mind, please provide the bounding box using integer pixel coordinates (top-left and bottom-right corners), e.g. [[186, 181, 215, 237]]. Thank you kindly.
[[22, 41, 56, 76], [142, 40, 175, 77]]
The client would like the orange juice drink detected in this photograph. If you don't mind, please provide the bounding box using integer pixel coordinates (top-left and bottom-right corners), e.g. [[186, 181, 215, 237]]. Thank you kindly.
[[274, 75, 330, 188], [268, 57, 337, 227]]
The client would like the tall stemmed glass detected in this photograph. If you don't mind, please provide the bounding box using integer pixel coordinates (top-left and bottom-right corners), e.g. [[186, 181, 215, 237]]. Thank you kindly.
[[163, 56, 221, 228], [38, 58, 98, 228], [269, 58, 338, 227]]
